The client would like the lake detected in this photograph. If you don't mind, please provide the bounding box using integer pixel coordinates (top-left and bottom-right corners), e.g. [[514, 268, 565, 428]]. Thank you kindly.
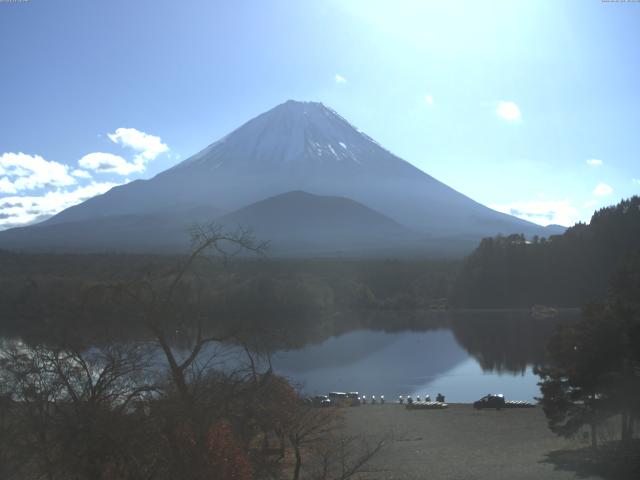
[[0, 308, 580, 404], [269, 309, 580, 403]]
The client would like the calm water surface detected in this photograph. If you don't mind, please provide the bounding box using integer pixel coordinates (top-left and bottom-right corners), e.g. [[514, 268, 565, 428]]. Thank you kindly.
[[1, 309, 579, 404], [270, 310, 578, 403]]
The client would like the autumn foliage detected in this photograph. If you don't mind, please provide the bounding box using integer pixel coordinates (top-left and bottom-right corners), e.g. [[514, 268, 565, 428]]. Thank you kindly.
[[207, 422, 253, 480]]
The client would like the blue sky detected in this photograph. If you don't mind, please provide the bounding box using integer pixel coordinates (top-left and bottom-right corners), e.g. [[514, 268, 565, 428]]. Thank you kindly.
[[1, 0, 639, 229]]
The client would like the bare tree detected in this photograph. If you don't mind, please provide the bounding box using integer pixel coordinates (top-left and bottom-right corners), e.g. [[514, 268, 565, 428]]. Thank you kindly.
[[0, 342, 159, 479], [122, 224, 266, 406], [104, 223, 269, 479]]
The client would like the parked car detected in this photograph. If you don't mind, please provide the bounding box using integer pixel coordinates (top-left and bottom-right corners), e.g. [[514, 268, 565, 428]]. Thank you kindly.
[[312, 395, 331, 407], [347, 392, 361, 406], [473, 394, 506, 410], [328, 392, 349, 406]]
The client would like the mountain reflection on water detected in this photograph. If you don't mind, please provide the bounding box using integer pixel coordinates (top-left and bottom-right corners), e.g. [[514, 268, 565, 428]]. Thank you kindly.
[[270, 309, 579, 402]]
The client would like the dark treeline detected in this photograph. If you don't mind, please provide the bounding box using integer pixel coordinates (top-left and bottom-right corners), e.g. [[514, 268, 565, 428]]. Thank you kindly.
[[453, 196, 640, 308], [0, 250, 458, 344]]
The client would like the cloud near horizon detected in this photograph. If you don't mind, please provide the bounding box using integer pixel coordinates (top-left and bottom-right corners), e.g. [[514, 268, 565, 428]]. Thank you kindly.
[[0, 181, 121, 230], [496, 101, 522, 123], [0, 127, 165, 230], [593, 183, 613, 196], [490, 199, 578, 227], [0, 152, 77, 194]]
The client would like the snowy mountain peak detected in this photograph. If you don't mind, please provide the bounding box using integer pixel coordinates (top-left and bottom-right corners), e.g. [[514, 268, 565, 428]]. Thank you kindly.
[[172, 100, 400, 173]]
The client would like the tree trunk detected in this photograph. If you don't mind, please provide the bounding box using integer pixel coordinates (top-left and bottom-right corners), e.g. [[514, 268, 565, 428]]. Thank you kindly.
[[621, 411, 632, 444], [293, 444, 302, 480], [590, 421, 598, 449], [278, 430, 286, 460]]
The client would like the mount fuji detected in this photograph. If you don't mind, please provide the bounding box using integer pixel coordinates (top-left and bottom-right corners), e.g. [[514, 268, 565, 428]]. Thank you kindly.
[[0, 100, 561, 255]]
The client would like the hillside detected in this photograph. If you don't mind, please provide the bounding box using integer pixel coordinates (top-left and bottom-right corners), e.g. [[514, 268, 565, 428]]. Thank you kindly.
[[216, 191, 421, 255], [452, 196, 640, 307]]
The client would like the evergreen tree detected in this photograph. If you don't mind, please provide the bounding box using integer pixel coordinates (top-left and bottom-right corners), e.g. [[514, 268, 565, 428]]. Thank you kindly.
[[536, 252, 640, 447]]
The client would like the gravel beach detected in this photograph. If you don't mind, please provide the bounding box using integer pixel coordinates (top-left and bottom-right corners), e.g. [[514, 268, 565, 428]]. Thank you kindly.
[[342, 403, 603, 480]]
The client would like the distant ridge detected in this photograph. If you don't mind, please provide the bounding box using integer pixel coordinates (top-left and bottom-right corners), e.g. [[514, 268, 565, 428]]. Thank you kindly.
[[216, 190, 420, 254]]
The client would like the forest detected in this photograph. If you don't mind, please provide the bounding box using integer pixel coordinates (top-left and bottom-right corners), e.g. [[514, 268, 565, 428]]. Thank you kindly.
[[0, 250, 457, 344], [452, 196, 640, 308]]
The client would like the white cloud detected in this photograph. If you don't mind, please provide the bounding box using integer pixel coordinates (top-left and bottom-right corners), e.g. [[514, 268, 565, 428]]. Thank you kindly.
[[586, 158, 603, 166], [107, 127, 168, 162], [424, 94, 434, 106], [71, 169, 92, 179], [0, 181, 120, 230], [335, 74, 347, 84], [632, 178, 640, 185], [0, 152, 76, 194], [0, 177, 15, 193], [78, 128, 169, 175], [78, 152, 142, 175], [79, 127, 169, 176], [490, 199, 578, 227], [593, 183, 613, 196], [496, 101, 522, 123], [0, 128, 167, 229]]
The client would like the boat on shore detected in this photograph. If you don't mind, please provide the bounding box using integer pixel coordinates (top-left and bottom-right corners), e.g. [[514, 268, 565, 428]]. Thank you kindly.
[[406, 401, 448, 410], [504, 400, 535, 408]]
